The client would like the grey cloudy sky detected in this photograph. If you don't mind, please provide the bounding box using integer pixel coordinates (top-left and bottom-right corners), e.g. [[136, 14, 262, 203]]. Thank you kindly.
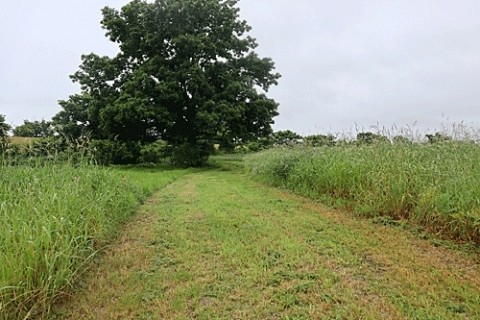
[[1, 0, 480, 136]]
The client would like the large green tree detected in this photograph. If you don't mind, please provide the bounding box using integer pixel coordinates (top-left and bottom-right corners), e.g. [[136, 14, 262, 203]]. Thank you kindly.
[[55, 0, 280, 165]]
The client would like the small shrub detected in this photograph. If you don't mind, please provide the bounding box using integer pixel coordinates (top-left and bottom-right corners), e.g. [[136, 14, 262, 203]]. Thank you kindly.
[[170, 142, 213, 167], [138, 140, 168, 163], [90, 140, 141, 165]]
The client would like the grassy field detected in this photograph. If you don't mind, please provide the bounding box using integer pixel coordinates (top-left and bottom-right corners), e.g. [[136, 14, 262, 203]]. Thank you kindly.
[[9, 136, 38, 146], [2, 147, 480, 319], [0, 163, 191, 319], [244, 142, 480, 243], [51, 170, 480, 319]]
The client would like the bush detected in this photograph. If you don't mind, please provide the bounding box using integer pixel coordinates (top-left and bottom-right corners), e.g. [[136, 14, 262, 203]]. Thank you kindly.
[[138, 140, 168, 163], [170, 142, 213, 167], [90, 140, 141, 165]]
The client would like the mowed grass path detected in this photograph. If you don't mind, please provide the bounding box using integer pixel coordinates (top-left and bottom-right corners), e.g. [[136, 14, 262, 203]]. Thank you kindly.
[[53, 170, 480, 319]]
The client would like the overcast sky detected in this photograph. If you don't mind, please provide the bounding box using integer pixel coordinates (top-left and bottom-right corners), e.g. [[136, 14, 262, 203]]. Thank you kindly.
[[1, 0, 480, 136]]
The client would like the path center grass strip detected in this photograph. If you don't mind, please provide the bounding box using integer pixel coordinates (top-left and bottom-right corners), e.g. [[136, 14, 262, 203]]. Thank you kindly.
[[54, 170, 480, 319]]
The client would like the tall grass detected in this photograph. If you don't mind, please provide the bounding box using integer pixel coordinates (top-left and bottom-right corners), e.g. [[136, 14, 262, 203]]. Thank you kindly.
[[245, 142, 480, 243], [0, 163, 189, 319]]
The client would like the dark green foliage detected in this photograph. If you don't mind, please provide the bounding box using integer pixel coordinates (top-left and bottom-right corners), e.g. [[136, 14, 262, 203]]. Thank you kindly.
[[243, 136, 272, 152], [139, 140, 168, 163], [272, 130, 302, 146], [27, 137, 64, 157], [0, 114, 11, 138], [0, 114, 11, 153], [170, 142, 213, 167], [55, 0, 280, 166], [89, 140, 141, 165], [12, 120, 53, 138], [426, 132, 452, 144], [53, 95, 92, 141], [392, 135, 412, 144], [304, 134, 336, 147], [356, 132, 389, 145]]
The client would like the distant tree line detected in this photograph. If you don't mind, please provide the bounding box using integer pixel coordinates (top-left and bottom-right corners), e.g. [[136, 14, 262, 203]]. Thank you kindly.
[[241, 130, 460, 152], [0, 111, 468, 165], [12, 120, 53, 138]]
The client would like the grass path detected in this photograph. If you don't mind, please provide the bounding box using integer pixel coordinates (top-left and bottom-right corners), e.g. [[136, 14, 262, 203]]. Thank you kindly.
[[53, 170, 480, 319]]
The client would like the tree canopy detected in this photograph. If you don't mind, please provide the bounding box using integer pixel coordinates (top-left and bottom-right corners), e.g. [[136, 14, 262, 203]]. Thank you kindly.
[[54, 0, 280, 165], [12, 120, 53, 138], [304, 134, 336, 147], [356, 132, 389, 145], [272, 130, 302, 146], [425, 132, 452, 144], [0, 114, 11, 153], [0, 114, 10, 139]]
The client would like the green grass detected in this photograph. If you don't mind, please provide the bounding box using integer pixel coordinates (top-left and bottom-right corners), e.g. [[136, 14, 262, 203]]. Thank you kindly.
[[209, 153, 245, 171], [4, 149, 480, 319], [0, 163, 191, 319], [52, 170, 480, 319], [9, 136, 38, 147], [244, 142, 480, 243]]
